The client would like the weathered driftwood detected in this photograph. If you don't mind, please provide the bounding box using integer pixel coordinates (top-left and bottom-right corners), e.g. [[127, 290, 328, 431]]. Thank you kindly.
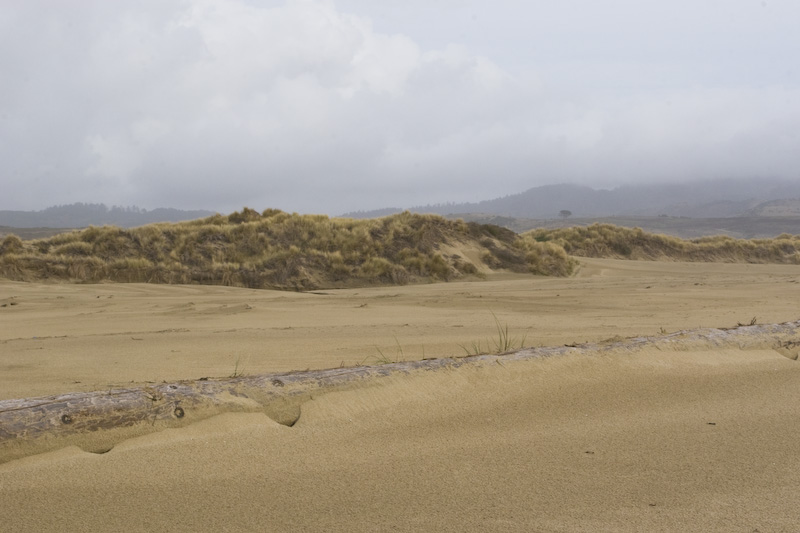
[[1, 319, 799, 463]]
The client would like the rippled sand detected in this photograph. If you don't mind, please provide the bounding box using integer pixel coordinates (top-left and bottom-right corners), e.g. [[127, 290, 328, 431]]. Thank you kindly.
[[1, 258, 799, 531]]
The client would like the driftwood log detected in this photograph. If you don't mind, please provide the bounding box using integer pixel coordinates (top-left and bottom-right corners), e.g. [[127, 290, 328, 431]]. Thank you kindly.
[[2, 319, 799, 464]]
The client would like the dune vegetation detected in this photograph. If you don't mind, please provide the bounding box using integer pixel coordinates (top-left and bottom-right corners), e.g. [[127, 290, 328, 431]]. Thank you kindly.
[[4, 215, 798, 291], [0, 209, 576, 290], [524, 223, 800, 264]]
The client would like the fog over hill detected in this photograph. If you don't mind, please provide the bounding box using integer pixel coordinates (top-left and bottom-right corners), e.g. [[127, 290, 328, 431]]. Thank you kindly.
[[0, 204, 214, 229], [344, 179, 800, 220], [3, 179, 800, 233]]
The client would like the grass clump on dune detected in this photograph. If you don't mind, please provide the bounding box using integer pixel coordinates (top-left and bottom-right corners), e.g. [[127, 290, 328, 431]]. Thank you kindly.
[[524, 223, 800, 264], [0, 209, 577, 290]]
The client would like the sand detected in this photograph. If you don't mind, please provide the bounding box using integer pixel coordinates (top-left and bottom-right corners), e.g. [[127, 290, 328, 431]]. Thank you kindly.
[[1, 257, 800, 531]]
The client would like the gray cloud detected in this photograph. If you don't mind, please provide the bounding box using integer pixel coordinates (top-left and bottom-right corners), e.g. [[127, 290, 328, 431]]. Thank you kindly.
[[2, 0, 799, 215]]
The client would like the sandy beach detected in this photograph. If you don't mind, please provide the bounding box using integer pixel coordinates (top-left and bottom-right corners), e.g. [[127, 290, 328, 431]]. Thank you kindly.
[[2, 257, 800, 531]]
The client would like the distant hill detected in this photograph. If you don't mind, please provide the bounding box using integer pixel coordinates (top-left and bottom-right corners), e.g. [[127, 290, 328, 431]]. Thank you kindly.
[[342, 207, 404, 219], [343, 179, 800, 220], [746, 198, 800, 217], [0, 226, 75, 240], [0, 203, 215, 229]]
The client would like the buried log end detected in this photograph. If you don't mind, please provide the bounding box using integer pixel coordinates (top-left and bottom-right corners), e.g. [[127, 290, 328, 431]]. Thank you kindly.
[[775, 342, 800, 360], [263, 398, 302, 427]]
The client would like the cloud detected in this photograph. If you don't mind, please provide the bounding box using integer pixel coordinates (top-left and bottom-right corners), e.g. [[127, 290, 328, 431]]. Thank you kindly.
[[1, 0, 799, 214]]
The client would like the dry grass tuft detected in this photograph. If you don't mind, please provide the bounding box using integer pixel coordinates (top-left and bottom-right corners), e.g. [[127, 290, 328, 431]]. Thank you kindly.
[[0, 209, 576, 290], [524, 223, 800, 264]]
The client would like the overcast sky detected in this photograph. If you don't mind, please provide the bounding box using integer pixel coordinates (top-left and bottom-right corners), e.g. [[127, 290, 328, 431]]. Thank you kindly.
[[2, 0, 799, 215]]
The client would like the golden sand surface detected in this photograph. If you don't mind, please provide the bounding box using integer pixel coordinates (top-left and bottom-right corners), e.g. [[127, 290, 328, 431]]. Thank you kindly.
[[1, 258, 800, 531]]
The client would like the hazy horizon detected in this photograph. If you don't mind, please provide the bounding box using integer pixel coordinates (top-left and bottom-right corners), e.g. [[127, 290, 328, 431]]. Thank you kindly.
[[3, 1, 799, 215]]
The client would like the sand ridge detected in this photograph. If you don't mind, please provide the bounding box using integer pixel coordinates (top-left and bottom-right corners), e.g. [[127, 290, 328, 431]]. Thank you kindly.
[[1, 258, 799, 400], [4, 319, 796, 465], [2, 345, 800, 531], [2, 258, 800, 531]]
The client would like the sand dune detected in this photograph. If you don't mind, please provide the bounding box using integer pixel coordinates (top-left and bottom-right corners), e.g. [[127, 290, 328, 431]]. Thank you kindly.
[[2, 258, 799, 400], [1, 258, 800, 531]]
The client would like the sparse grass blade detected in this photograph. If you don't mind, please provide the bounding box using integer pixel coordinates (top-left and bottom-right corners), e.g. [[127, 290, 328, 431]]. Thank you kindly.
[[229, 356, 248, 378]]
